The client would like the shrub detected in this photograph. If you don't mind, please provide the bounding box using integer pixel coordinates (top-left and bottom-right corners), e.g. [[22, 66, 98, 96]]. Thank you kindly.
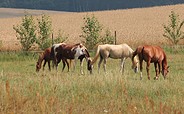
[[81, 15, 102, 50], [36, 14, 52, 50], [101, 29, 114, 44], [13, 14, 37, 51], [163, 11, 184, 45], [54, 29, 68, 44]]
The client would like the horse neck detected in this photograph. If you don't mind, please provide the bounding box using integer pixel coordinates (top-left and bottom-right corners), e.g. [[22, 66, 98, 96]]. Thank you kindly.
[[162, 54, 168, 69], [38, 54, 44, 66]]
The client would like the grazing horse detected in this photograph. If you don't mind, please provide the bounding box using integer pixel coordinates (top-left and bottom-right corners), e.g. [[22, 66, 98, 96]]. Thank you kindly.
[[53, 43, 92, 74], [36, 48, 55, 72], [89, 43, 139, 74], [132, 45, 169, 80], [50, 43, 69, 71]]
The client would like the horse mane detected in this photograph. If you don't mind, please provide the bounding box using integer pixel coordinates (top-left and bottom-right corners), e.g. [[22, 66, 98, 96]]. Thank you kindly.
[[162, 52, 168, 69]]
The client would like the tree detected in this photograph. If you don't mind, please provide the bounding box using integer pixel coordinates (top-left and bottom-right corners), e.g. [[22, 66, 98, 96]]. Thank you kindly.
[[54, 29, 68, 43], [101, 29, 114, 44], [13, 14, 37, 51], [81, 15, 102, 50], [163, 11, 184, 45], [36, 14, 52, 50]]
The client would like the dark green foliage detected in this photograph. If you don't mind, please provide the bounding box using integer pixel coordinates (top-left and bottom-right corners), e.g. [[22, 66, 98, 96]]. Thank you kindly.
[[163, 11, 184, 45], [13, 14, 37, 51]]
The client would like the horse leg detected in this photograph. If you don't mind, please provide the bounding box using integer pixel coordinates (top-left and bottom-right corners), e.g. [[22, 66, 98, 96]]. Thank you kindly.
[[80, 58, 84, 75], [120, 58, 126, 74], [48, 61, 51, 71], [73, 58, 77, 71], [66, 59, 70, 72], [158, 61, 162, 78], [154, 62, 159, 80], [62, 59, 66, 72], [98, 57, 103, 73], [43, 60, 46, 71], [146, 60, 151, 80], [140, 60, 143, 80], [103, 58, 107, 72]]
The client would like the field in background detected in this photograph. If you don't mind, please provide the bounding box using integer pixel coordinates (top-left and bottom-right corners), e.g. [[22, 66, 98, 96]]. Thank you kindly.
[[0, 49, 184, 113], [0, 4, 184, 50]]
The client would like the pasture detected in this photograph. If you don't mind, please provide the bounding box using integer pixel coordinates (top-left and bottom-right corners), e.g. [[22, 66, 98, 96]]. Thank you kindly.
[[0, 48, 184, 113]]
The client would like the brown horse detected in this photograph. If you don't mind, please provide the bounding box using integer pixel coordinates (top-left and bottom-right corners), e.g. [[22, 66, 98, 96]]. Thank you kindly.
[[53, 43, 92, 74], [36, 47, 68, 72], [132, 45, 169, 80], [36, 48, 53, 72]]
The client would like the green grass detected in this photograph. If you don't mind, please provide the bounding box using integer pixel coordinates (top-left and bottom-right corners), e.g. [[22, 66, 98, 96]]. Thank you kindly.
[[0, 51, 184, 113]]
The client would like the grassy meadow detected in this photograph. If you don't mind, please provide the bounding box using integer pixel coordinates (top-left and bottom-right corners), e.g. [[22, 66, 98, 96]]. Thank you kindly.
[[1, 4, 184, 114], [0, 48, 184, 113]]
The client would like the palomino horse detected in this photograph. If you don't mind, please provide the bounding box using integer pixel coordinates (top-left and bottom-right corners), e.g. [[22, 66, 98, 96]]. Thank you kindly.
[[36, 47, 68, 72], [132, 45, 169, 80], [89, 43, 139, 74], [53, 43, 92, 74]]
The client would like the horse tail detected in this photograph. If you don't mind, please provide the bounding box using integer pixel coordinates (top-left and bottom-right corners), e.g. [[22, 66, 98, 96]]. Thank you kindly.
[[132, 46, 144, 61], [50, 45, 55, 59], [91, 45, 101, 65]]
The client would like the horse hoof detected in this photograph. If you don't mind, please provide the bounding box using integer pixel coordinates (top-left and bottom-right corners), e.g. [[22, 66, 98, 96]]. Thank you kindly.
[[154, 77, 158, 80]]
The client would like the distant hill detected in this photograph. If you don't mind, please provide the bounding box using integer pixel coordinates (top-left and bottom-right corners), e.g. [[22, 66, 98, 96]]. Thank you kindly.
[[0, 0, 184, 12]]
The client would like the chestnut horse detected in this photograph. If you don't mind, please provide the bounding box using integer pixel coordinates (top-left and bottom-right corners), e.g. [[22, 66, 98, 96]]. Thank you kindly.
[[89, 43, 139, 74], [53, 43, 92, 74], [36, 48, 54, 72], [36, 47, 68, 72], [132, 45, 169, 80]]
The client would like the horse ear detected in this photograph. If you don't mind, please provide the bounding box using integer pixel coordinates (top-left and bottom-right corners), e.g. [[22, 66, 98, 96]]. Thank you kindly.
[[167, 66, 170, 69]]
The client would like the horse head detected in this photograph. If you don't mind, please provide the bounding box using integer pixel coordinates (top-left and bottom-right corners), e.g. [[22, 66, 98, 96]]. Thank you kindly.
[[132, 55, 139, 73], [162, 66, 169, 79], [36, 54, 43, 72], [87, 58, 93, 74]]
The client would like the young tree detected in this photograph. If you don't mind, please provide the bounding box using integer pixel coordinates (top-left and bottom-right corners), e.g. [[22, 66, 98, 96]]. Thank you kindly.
[[13, 14, 37, 51], [163, 11, 184, 45], [54, 29, 68, 43], [81, 15, 102, 50], [37, 14, 52, 50], [101, 29, 114, 44]]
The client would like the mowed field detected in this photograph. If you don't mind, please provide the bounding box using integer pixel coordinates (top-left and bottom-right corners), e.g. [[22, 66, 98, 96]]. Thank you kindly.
[[0, 4, 184, 113]]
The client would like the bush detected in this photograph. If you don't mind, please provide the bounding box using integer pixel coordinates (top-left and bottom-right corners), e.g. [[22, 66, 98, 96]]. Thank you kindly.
[[101, 29, 114, 44], [163, 11, 184, 45], [36, 14, 52, 50], [54, 29, 68, 44], [81, 15, 102, 50], [13, 14, 37, 51]]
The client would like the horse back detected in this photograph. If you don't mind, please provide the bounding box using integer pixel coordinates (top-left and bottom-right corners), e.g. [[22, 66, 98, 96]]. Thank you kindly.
[[43, 48, 52, 60], [142, 45, 166, 62]]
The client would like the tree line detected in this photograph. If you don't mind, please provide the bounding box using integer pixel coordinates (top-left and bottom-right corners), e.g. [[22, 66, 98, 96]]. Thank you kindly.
[[1, 0, 184, 12]]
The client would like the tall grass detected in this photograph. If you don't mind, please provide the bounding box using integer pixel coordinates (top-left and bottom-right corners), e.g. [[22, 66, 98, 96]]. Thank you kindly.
[[0, 51, 184, 113]]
